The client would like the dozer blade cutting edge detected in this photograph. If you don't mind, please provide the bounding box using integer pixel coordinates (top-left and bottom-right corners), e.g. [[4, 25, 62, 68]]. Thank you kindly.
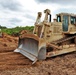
[[14, 34, 46, 64]]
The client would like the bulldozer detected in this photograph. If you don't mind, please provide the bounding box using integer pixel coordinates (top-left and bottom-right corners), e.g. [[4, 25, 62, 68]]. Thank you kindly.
[[14, 9, 76, 64]]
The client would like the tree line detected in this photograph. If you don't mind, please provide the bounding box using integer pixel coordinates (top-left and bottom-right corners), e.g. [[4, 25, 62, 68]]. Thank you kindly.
[[1, 25, 34, 35]]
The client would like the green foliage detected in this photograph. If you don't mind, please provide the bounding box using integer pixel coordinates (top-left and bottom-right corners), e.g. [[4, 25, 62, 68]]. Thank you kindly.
[[2, 26, 34, 35], [0, 25, 7, 29]]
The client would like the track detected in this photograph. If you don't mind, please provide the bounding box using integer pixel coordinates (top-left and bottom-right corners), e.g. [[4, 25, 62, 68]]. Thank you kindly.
[[52, 35, 76, 44]]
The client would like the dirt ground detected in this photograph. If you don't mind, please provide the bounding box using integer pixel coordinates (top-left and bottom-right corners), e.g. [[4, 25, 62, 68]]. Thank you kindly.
[[0, 33, 76, 75]]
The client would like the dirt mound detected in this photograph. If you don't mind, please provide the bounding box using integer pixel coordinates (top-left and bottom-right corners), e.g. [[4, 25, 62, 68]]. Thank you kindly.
[[0, 33, 76, 75], [0, 33, 18, 52]]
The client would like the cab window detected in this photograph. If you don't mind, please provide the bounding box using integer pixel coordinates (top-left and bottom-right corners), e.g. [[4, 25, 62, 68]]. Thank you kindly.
[[57, 16, 61, 22], [71, 16, 76, 24]]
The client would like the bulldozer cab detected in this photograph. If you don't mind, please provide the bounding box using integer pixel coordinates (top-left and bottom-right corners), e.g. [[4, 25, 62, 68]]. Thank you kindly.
[[57, 13, 76, 33], [57, 14, 69, 32]]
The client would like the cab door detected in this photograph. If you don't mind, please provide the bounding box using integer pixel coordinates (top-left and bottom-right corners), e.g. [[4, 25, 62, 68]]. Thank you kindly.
[[63, 15, 69, 31]]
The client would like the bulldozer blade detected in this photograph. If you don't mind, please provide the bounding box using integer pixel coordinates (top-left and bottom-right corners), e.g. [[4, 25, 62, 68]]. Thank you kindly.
[[14, 34, 46, 64]]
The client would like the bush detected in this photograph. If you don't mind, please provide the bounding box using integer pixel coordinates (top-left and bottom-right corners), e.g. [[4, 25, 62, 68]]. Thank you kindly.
[[2, 26, 34, 35]]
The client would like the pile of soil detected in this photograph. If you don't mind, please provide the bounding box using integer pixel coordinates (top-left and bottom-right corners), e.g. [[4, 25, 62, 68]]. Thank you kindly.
[[0, 33, 18, 52], [0, 33, 76, 75]]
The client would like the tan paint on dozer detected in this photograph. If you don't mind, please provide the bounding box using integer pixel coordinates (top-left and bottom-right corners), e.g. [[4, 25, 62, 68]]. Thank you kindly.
[[14, 9, 76, 64]]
